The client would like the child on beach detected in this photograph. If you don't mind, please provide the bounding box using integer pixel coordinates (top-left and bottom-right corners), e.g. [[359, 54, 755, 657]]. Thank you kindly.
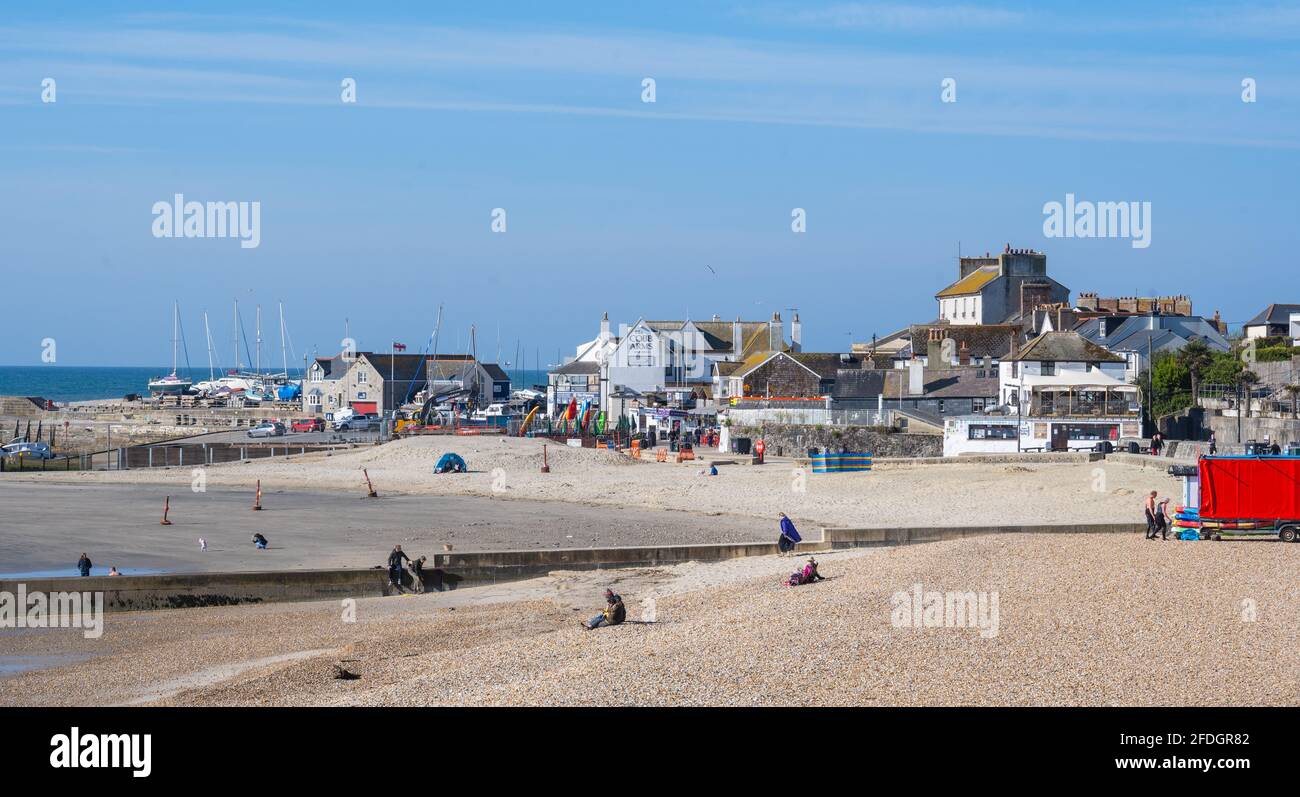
[[252, 533, 269, 549]]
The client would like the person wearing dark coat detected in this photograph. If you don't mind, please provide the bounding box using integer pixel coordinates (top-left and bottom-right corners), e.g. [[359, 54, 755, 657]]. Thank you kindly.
[[387, 545, 411, 590], [778, 512, 802, 555], [77, 553, 92, 577], [584, 589, 626, 629]]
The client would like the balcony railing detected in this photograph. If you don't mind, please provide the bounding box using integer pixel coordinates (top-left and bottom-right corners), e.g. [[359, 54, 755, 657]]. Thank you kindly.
[[1028, 389, 1140, 417]]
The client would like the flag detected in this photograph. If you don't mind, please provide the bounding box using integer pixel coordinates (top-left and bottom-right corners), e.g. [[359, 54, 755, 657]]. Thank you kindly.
[[393, 342, 407, 352]]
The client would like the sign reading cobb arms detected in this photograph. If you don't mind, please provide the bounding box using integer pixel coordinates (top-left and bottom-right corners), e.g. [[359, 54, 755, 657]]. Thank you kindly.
[[639, 408, 689, 418]]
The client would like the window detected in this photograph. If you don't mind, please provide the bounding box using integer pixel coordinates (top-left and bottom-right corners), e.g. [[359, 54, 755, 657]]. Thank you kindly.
[[972, 397, 986, 411], [311, 367, 322, 383], [969, 424, 1017, 440], [937, 400, 946, 413], [357, 370, 368, 383], [1041, 361, 1056, 376]]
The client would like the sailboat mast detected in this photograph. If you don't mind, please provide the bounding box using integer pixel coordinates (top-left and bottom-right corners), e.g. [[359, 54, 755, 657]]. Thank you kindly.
[[204, 312, 215, 381], [171, 301, 179, 374], [255, 305, 262, 376], [233, 300, 241, 372], [279, 302, 288, 376]]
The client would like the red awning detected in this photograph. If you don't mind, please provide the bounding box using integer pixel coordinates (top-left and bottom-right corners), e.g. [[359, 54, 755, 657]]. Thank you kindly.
[[351, 401, 378, 415]]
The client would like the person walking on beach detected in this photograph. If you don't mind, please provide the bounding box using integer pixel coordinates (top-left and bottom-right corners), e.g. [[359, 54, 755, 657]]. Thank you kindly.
[[1144, 492, 1159, 539], [1150, 432, 1163, 457], [778, 512, 802, 555], [1145, 493, 1170, 540], [409, 555, 428, 594], [77, 553, 92, 577], [583, 588, 626, 630], [387, 545, 410, 591]]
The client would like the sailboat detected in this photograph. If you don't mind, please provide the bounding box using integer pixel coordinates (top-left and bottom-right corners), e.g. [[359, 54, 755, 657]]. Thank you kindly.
[[148, 302, 193, 395]]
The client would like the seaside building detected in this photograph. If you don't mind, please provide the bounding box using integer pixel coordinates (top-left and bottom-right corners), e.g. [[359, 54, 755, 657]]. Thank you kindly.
[[303, 353, 350, 416], [303, 352, 508, 419], [1243, 303, 1300, 339], [548, 311, 796, 423], [943, 331, 1140, 455], [935, 245, 1069, 327], [1074, 313, 1230, 382]]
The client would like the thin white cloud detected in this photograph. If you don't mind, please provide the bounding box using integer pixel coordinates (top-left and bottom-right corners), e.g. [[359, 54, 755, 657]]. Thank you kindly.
[[0, 15, 1294, 149]]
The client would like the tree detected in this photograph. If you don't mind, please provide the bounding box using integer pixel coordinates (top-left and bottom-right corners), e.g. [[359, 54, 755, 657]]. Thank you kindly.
[[1235, 369, 1260, 418], [1175, 338, 1213, 405], [1284, 383, 1300, 419]]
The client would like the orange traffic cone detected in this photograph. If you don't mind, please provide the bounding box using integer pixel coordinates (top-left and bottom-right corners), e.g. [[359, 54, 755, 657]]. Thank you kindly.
[[160, 496, 173, 525], [252, 480, 263, 511]]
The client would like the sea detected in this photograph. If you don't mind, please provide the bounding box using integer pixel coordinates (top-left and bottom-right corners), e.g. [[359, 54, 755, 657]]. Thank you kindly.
[[0, 366, 551, 404]]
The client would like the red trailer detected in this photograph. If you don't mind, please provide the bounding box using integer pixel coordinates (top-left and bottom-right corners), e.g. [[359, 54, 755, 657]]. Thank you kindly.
[[1198, 456, 1300, 542]]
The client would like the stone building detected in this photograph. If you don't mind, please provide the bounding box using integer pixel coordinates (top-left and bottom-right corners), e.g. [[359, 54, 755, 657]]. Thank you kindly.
[[936, 244, 1069, 326]]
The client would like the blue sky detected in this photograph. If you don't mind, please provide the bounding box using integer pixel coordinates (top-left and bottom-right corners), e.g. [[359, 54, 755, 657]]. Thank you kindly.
[[1, 1, 1297, 367]]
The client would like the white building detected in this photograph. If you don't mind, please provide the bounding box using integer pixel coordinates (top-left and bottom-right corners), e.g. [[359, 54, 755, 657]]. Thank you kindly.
[[548, 311, 796, 421], [943, 331, 1142, 455]]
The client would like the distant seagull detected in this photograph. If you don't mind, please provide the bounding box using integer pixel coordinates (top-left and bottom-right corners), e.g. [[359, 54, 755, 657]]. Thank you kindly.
[[704, 264, 716, 275]]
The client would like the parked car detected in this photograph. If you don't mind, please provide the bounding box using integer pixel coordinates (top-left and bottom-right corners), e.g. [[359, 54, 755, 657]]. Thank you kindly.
[[334, 414, 379, 432], [291, 418, 324, 433], [1, 441, 54, 460], [247, 422, 286, 438]]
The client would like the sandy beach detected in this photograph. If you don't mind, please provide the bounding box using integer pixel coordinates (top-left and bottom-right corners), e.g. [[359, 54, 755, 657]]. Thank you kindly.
[[1, 434, 1181, 529]]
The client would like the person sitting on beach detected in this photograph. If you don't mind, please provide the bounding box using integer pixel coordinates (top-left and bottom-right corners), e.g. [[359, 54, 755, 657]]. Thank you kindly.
[[802, 557, 824, 584], [108, 567, 120, 577], [77, 553, 92, 577], [387, 545, 410, 591], [252, 533, 269, 550], [777, 512, 801, 556], [584, 589, 626, 630]]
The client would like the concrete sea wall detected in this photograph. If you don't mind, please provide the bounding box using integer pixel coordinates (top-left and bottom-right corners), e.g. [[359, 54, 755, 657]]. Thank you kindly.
[[0, 522, 1145, 613]]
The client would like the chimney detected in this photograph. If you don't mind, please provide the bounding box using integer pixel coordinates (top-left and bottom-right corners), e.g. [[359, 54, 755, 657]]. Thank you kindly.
[[908, 359, 925, 396], [600, 311, 610, 341], [958, 340, 971, 366], [791, 312, 802, 353], [769, 311, 781, 351], [732, 317, 743, 359], [926, 328, 945, 367]]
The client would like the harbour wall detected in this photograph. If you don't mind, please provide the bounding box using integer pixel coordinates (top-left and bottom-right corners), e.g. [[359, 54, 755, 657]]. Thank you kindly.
[[0, 522, 1145, 612]]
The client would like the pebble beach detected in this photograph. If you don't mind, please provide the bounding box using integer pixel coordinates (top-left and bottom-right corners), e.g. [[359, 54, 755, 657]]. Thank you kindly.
[[2, 436, 1295, 707]]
